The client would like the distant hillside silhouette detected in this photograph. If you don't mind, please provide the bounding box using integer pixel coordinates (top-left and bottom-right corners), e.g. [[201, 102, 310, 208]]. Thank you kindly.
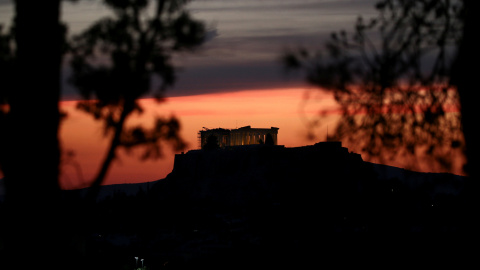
[[1, 142, 474, 269], [61, 181, 158, 203], [143, 141, 473, 268]]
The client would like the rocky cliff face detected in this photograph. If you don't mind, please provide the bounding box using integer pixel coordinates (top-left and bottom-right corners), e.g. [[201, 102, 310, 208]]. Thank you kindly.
[[171, 142, 365, 187], [161, 142, 368, 207]]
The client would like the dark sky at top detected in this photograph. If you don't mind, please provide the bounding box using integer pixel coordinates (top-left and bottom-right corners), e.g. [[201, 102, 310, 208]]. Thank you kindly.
[[0, 0, 379, 100]]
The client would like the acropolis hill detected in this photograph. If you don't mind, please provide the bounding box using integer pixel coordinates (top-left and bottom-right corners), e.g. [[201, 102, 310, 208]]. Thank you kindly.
[[172, 140, 364, 181], [172, 126, 365, 187], [59, 129, 472, 269]]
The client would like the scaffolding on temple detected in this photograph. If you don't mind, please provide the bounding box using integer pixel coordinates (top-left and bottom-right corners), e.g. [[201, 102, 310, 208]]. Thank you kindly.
[[198, 126, 279, 149]]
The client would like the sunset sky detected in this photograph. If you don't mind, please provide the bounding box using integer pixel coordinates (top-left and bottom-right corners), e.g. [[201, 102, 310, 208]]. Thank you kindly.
[[50, 0, 377, 99], [0, 0, 465, 189], [59, 88, 342, 189]]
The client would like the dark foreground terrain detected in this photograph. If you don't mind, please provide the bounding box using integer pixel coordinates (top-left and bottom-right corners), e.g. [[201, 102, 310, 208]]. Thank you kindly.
[[1, 142, 478, 269]]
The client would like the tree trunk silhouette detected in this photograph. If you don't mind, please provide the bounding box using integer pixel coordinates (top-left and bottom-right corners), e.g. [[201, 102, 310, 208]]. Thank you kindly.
[[451, 0, 480, 235], [453, 0, 480, 181], [2, 1, 65, 269], [86, 99, 133, 200]]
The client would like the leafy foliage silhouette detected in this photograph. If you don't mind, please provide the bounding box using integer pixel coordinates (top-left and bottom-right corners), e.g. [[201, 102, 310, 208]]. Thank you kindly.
[[68, 0, 206, 191], [0, 0, 207, 268], [283, 0, 464, 172]]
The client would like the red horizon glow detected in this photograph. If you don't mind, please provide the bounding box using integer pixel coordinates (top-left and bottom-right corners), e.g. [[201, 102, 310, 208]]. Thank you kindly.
[[59, 88, 337, 189], [8, 87, 462, 190]]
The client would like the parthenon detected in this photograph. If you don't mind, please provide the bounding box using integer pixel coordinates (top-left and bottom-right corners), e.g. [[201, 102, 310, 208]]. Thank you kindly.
[[199, 126, 279, 149]]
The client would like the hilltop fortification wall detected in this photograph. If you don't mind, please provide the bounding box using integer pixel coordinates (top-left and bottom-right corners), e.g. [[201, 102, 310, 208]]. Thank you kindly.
[[171, 142, 364, 180]]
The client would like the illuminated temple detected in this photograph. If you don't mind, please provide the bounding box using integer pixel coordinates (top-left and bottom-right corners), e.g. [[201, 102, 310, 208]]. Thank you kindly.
[[198, 126, 279, 149]]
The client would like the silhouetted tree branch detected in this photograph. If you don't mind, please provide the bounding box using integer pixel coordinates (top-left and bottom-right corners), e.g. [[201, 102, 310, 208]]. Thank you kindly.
[[0, 0, 206, 267], [68, 0, 205, 196], [0, 1, 65, 268], [283, 0, 464, 173]]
